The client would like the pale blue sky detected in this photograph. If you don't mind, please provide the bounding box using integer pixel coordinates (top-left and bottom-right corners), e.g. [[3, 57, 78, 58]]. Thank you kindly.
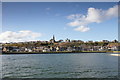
[[2, 2, 118, 42]]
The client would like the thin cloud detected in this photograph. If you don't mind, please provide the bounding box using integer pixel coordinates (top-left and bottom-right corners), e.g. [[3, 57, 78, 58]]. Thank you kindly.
[[46, 7, 51, 10], [67, 5, 118, 32], [55, 13, 61, 16], [74, 26, 90, 32]]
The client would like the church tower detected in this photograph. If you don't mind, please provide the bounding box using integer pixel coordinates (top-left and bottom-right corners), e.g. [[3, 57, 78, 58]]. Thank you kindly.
[[53, 35, 55, 41], [50, 35, 55, 43]]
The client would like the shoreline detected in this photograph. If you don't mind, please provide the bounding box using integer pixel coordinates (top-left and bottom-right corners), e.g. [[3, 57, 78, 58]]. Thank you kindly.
[[2, 51, 120, 54]]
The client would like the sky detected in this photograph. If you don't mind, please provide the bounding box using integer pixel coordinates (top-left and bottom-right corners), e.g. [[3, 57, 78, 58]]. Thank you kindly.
[[1, 2, 118, 43]]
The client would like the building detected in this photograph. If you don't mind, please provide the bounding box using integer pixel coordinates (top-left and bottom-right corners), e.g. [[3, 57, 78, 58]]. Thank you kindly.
[[65, 38, 70, 42], [50, 35, 56, 43]]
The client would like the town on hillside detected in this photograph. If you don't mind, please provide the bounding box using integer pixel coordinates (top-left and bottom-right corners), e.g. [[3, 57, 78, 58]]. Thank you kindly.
[[1, 35, 120, 53]]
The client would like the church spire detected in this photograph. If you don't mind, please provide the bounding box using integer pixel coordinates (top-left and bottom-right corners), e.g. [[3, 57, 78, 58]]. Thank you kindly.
[[53, 35, 55, 41], [50, 35, 55, 43]]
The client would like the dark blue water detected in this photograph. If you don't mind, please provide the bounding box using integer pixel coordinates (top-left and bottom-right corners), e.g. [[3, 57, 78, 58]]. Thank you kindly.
[[1, 53, 118, 78]]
